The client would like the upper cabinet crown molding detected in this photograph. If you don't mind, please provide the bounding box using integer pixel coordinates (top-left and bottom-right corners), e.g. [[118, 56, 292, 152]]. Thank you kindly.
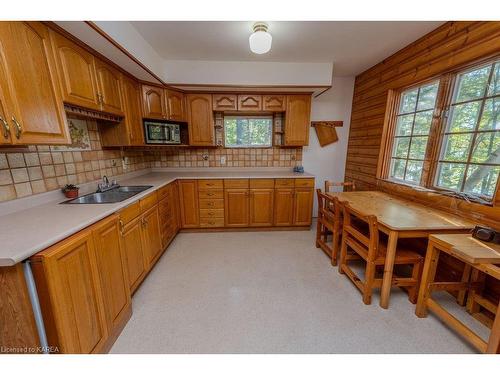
[[213, 94, 237, 111], [237, 95, 262, 111], [0, 22, 70, 145]]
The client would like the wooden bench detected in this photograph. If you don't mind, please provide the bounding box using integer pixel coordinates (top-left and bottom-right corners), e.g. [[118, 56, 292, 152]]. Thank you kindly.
[[415, 234, 500, 353]]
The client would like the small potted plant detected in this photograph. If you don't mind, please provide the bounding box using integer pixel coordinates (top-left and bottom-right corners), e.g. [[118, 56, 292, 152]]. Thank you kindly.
[[62, 184, 79, 199]]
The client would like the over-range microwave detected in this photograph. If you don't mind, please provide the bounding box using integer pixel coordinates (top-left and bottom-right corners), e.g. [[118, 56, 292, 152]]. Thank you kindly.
[[144, 120, 182, 144]]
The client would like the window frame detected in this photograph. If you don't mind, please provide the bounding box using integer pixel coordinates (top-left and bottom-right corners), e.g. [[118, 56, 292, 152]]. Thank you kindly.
[[378, 55, 500, 206], [223, 114, 274, 148]]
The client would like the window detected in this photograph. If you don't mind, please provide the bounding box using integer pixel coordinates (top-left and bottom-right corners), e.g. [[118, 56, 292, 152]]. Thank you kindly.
[[224, 116, 272, 148], [435, 61, 500, 199], [389, 81, 439, 184]]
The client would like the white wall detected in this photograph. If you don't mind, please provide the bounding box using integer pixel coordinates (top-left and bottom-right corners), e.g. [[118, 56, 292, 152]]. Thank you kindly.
[[302, 76, 355, 216]]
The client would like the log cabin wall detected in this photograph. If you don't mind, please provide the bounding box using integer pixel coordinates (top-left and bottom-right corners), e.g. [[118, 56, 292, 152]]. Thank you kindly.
[[344, 21, 500, 227]]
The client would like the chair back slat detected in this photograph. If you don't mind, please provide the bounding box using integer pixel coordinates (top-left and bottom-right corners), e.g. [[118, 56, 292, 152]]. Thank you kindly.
[[324, 180, 356, 193], [342, 202, 379, 261]]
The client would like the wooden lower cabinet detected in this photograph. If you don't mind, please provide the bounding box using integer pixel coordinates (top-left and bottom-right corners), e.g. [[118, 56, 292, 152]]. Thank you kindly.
[[141, 206, 162, 266], [273, 186, 314, 227], [120, 216, 147, 293], [224, 189, 249, 227], [178, 180, 200, 228], [249, 188, 274, 227], [293, 188, 314, 226], [274, 188, 295, 226], [31, 214, 131, 353]]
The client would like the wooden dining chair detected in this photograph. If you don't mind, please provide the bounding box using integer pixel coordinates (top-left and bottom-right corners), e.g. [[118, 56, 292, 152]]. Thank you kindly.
[[316, 189, 343, 265], [324, 180, 356, 193], [338, 202, 423, 305]]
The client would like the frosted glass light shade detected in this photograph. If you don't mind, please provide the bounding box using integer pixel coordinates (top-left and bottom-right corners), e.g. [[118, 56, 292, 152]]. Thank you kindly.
[[249, 30, 272, 54]]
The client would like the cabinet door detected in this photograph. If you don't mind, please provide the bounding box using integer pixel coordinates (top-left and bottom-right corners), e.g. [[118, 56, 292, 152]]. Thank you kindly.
[[121, 216, 147, 293], [249, 188, 274, 227], [263, 95, 286, 111], [92, 215, 130, 331], [0, 93, 11, 144], [186, 94, 214, 146], [121, 75, 144, 145], [50, 30, 100, 110], [142, 206, 162, 266], [293, 188, 314, 226], [166, 89, 186, 121], [95, 59, 123, 115], [224, 188, 249, 227], [213, 94, 237, 111], [238, 95, 262, 111], [39, 229, 107, 353], [284, 94, 311, 146], [142, 85, 166, 120], [273, 188, 294, 226], [0, 22, 70, 145], [178, 180, 199, 228]]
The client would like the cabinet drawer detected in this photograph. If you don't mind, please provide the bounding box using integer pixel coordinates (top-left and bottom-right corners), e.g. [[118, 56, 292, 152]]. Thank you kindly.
[[199, 199, 224, 209], [198, 179, 223, 189], [249, 179, 274, 188], [200, 208, 224, 218], [200, 218, 225, 227], [198, 190, 223, 199], [295, 178, 315, 187], [119, 201, 141, 225], [140, 191, 158, 212], [275, 179, 294, 187], [158, 184, 171, 200], [224, 179, 249, 188]]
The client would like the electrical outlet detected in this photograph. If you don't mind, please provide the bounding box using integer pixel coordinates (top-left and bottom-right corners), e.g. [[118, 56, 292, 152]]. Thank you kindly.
[[220, 156, 226, 165], [122, 156, 128, 170]]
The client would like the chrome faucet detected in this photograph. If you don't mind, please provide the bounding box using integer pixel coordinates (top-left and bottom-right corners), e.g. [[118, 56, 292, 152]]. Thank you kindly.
[[97, 175, 119, 192]]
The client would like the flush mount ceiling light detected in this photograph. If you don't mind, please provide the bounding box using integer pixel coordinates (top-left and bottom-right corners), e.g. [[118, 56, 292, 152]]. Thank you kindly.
[[249, 22, 272, 54]]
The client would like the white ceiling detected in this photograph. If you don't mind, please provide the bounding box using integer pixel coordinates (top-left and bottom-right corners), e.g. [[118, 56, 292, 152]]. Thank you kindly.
[[130, 21, 444, 76]]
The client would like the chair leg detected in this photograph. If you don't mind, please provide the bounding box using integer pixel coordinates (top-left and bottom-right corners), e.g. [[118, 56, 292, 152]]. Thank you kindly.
[[315, 218, 322, 248], [408, 260, 423, 304], [339, 236, 348, 274], [363, 261, 376, 305], [331, 224, 340, 266]]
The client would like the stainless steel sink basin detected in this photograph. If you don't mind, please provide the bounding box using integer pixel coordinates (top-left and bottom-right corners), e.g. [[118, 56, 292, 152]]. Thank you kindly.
[[62, 185, 153, 204]]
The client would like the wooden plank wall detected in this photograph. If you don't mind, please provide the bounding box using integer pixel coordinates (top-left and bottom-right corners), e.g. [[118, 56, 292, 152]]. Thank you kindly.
[[345, 21, 500, 191]]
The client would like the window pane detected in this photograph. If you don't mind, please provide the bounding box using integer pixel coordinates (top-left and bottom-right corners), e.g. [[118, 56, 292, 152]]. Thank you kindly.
[[448, 102, 481, 132], [437, 162, 466, 191], [224, 117, 272, 147], [455, 66, 491, 102], [395, 114, 414, 136], [393, 137, 410, 158], [408, 136, 428, 159], [413, 110, 433, 135], [479, 98, 500, 131], [442, 133, 473, 162], [390, 158, 406, 180], [399, 88, 418, 113], [470, 131, 500, 163], [405, 160, 423, 183], [488, 63, 500, 96], [463, 164, 500, 197], [417, 82, 439, 111]]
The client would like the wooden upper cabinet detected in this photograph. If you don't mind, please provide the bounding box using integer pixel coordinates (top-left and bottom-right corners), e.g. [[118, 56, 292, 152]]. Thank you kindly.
[[224, 189, 249, 227], [121, 75, 144, 145], [186, 93, 214, 146], [91, 215, 130, 332], [293, 188, 314, 226], [142, 85, 166, 120], [0, 94, 11, 144], [263, 95, 286, 111], [166, 89, 186, 121], [94, 59, 124, 115], [249, 188, 274, 227], [213, 94, 237, 111], [31, 229, 108, 353], [178, 180, 199, 228], [0, 22, 70, 145], [284, 94, 311, 146], [238, 95, 262, 111], [50, 30, 100, 111]]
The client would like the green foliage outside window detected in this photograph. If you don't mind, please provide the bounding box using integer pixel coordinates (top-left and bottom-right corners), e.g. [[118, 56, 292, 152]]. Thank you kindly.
[[224, 116, 272, 147]]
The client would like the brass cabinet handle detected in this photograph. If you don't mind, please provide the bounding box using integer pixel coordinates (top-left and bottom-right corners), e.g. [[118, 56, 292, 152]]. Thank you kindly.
[[0, 116, 9, 139], [11, 116, 22, 139], [119, 219, 125, 235]]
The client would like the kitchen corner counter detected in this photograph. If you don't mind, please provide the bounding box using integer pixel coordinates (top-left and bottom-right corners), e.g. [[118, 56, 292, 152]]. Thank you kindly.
[[0, 168, 314, 266]]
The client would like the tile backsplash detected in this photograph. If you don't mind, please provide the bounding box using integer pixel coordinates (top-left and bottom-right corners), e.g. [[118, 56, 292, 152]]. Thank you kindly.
[[0, 117, 302, 203]]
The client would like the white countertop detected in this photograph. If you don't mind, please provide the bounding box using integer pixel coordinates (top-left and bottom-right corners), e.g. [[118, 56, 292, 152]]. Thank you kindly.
[[0, 168, 314, 266]]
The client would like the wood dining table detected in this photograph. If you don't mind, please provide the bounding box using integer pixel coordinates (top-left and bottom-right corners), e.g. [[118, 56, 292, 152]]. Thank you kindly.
[[326, 190, 475, 309]]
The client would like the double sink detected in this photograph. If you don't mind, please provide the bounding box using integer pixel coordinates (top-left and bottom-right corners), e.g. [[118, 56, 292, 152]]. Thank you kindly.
[[63, 185, 153, 204]]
